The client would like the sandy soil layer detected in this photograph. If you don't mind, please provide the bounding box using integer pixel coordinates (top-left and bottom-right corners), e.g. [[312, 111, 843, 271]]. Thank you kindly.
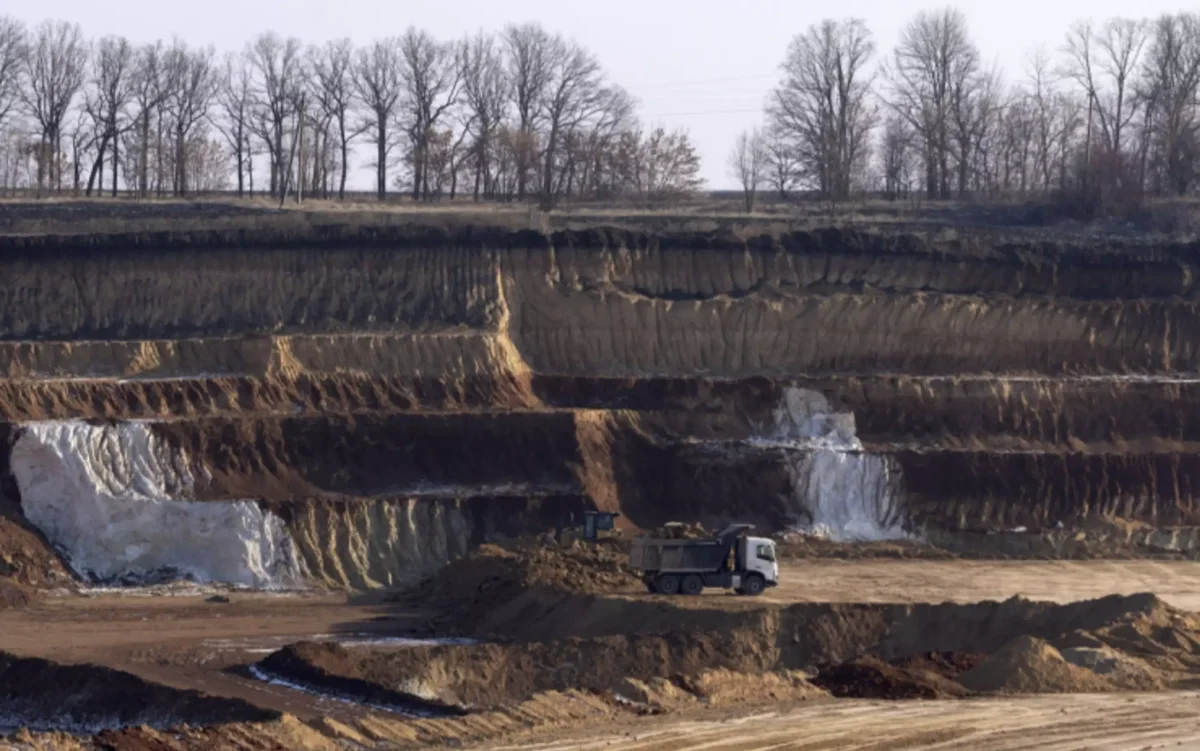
[[475, 692, 1200, 751], [762, 559, 1200, 611]]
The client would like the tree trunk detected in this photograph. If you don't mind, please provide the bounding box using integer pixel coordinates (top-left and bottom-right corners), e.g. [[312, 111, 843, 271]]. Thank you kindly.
[[139, 112, 151, 197], [376, 115, 387, 200], [155, 119, 164, 197], [339, 135, 348, 200], [111, 123, 119, 197], [175, 126, 187, 197], [235, 126, 245, 198], [411, 136, 422, 202], [958, 137, 970, 198], [925, 142, 937, 197], [86, 136, 107, 196]]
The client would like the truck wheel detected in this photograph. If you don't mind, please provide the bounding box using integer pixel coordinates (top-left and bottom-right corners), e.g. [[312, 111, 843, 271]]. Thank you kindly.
[[681, 575, 704, 596], [656, 574, 681, 595], [740, 574, 765, 597]]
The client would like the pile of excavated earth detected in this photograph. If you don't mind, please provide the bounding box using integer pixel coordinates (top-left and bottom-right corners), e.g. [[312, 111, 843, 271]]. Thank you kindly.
[[393, 537, 642, 626]]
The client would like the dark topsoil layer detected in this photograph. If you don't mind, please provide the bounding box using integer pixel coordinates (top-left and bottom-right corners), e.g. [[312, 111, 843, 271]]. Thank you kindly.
[[2, 207, 1197, 288], [811, 654, 982, 699]]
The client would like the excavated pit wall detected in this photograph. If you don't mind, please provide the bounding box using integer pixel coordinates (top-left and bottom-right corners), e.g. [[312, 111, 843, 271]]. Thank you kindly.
[[2, 223, 1198, 587]]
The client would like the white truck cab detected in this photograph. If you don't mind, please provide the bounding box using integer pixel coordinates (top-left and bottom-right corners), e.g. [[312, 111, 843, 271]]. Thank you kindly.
[[738, 536, 779, 589]]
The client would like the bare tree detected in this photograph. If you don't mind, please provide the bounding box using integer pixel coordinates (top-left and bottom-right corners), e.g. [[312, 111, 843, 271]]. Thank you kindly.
[[994, 86, 1035, 193], [22, 20, 87, 192], [66, 106, 89, 193], [1063, 17, 1149, 203], [127, 41, 167, 197], [1064, 19, 1148, 158], [460, 32, 509, 200], [1094, 19, 1149, 158], [569, 85, 634, 198], [628, 126, 703, 200], [728, 128, 765, 213], [950, 63, 1001, 196], [502, 23, 553, 199], [83, 36, 134, 196], [1026, 48, 1060, 190], [163, 41, 216, 195], [1141, 13, 1200, 195], [353, 37, 403, 200], [398, 28, 462, 201], [769, 18, 876, 200], [761, 124, 800, 199], [879, 114, 914, 199], [212, 52, 254, 196], [539, 36, 606, 208], [885, 9, 979, 198], [247, 32, 304, 197], [278, 85, 306, 206], [309, 38, 360, 199], [0, 16, 25, 131]]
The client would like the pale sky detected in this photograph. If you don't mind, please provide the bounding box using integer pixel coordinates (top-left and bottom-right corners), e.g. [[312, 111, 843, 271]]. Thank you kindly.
[[13, 0, 1199, 190]]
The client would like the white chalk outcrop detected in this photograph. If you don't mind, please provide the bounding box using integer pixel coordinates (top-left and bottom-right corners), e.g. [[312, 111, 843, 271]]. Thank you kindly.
[[764, 388, 906, 541], [10, 421, 300, 587]]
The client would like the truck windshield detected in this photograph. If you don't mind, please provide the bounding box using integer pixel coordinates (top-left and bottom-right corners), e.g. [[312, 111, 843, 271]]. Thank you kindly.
[[756, 544, 775, 562]]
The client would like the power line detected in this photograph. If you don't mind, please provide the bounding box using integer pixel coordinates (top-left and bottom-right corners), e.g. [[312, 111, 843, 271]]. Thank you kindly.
[[632, 73, 779, 89], [639, 107, 764, 117]]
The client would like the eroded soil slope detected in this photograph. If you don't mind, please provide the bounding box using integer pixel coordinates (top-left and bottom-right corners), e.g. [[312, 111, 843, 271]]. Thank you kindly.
[[3, 216, 1200, 588]]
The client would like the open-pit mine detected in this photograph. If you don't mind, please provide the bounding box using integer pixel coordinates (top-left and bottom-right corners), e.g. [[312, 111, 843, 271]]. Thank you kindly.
[[4, 204, 1200, 750]]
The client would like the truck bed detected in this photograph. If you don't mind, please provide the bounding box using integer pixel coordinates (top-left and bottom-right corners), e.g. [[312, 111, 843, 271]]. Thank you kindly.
[[630, 537, 732, 572]]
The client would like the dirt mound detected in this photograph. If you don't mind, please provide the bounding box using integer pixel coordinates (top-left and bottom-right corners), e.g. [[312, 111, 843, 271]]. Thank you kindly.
[[1060, 646, 1165, 690], [813, 656, 970, 700], [255, 643, 466, 716], [0, 577, 32, 608], [876, 593, 1189, 661], [396, 538, 641, 620], [259, 627, 777, 709], [0, 651, 278, 733], [467, 589, 1200, 672], [647, 522, 712, 540], [957, 636, 1115, 694], [86, 714, 340, 751], [890, 651, 986, 680], [778, 534, 958, 560], [680, 669, 826, 708]]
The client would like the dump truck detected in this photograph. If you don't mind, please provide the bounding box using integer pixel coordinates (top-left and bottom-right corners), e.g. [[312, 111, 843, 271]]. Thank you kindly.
[[629, 524, 779, 596]]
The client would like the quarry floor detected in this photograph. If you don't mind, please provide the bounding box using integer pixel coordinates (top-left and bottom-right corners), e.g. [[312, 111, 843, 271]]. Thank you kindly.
[[479, 692, 1200, 751], [8, 558, 1200, 749]]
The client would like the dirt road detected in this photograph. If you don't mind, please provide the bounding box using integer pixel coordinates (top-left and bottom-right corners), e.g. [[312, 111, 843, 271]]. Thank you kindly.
[[0, 590, 428, 723], [482, 692, 1200, 751], [7, 559, 1200, 666], [764, 558, 1200, 610]]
